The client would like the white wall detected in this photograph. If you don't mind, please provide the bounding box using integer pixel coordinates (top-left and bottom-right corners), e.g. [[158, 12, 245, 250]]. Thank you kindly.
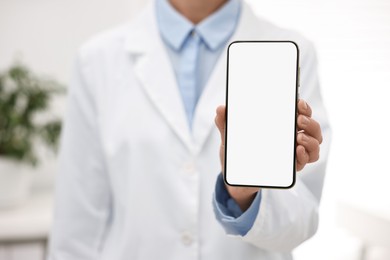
[[0, 0, 147, 82]]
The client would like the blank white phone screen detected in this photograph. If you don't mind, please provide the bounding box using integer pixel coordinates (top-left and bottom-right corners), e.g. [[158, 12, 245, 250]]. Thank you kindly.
[[225, 41, 299, 188]]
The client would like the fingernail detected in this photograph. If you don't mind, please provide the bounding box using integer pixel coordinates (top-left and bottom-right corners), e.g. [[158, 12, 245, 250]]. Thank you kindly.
[[303, 101, 308, 110], [301, 133, 308, 142], [301, 115, 310, 126]]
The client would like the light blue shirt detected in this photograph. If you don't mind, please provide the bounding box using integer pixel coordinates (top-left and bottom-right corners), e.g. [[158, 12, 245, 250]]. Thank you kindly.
[[155, 0, 261, 236], [156, 0, 239, 127]]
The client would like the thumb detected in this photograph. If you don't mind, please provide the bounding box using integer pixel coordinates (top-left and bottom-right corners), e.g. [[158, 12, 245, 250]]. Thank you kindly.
[[215, 105, 226, 142]]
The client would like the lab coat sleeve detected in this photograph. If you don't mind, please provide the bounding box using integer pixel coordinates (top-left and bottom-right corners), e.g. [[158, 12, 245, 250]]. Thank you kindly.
[[48, 53, 111, 259], [237, 42, 331, 252]]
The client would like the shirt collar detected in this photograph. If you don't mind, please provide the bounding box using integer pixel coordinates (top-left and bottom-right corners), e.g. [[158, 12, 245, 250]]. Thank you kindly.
[[156, 0, 241, 51], [196, 0, 241, 50]]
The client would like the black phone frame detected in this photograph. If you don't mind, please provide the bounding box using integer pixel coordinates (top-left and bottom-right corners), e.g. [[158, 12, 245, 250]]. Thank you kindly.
[[224, 40, 300, 189]]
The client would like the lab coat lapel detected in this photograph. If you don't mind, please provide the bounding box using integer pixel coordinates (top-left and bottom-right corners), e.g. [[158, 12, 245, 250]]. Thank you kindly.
[[125, 3, 193, 151], [192, 53, 226, 155], [192, 3, 261, 155]]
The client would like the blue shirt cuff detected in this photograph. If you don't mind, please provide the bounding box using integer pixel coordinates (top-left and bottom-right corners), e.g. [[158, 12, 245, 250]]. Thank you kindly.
[[212, 174, 262, 236]]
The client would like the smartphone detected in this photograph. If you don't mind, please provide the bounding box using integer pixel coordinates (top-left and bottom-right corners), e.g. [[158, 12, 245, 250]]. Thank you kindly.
[[224, 41, 299, 188]]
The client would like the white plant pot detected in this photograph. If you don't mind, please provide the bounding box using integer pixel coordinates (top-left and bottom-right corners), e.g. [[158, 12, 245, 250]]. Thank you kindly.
[[0, 157, 32, 209]]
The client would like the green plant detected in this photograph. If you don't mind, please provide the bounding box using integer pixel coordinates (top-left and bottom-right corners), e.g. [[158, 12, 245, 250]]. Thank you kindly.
[[0, 63, 64, 166]]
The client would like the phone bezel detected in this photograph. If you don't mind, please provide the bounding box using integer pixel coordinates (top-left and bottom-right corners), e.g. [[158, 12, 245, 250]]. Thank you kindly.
[[224, 40, 300, 189]]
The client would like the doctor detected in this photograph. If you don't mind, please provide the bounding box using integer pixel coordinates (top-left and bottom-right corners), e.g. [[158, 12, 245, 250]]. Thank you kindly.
[[49, 0, 330, 259]]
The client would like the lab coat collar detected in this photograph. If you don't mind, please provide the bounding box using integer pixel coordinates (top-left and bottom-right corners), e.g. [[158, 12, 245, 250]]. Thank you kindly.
[[124, 1, 262, 155], [125, 2, 193, 151]]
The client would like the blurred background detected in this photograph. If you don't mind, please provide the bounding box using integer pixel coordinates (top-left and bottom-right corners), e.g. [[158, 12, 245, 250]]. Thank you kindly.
[[0, 0, 389, 259]]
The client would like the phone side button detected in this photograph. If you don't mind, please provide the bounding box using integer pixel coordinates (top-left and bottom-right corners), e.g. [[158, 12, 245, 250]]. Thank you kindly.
[[298, 66, 301, 88]]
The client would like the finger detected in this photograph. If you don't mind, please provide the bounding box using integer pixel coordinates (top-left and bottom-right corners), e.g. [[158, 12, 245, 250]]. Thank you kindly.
[[215, 105, 226, 142], [296, 145, 309, 171], [298, 99, 312, 117], [297, 133, 320, 163], [297, 115, 323, 144]]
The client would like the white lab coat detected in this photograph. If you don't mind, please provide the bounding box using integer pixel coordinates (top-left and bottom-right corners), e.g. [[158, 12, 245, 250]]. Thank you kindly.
[[48, 1, 331, 260]]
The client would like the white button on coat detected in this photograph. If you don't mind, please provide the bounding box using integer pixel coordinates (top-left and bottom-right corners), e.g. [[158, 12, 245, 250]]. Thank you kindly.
[[183, 162, 195, 174], [181, 231, 194, 246]]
